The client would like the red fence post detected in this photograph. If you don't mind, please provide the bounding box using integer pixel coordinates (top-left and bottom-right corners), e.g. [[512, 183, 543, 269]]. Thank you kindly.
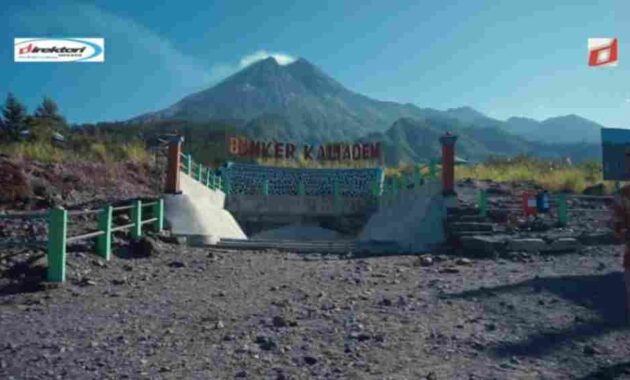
[[165, 135, 184, 194], [439, 132, 458, 196]]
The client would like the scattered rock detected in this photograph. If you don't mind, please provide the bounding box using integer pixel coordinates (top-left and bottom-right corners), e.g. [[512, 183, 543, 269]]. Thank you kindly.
[[255, 336, 278, 351], [418, 255, 434, 267], [215, 320, 225, 329], [168, 261, 186, 269], [129, 237, 160, 257], [455, 258, 472, 266], [439, 267, 460, 274], [303, 356, 318, 365], [272, 316, 288, 328], [426, 371, 438, 380]]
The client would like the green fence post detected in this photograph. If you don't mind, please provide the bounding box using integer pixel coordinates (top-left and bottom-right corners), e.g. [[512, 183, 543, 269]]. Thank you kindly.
[[152, 199, 164, 233], [297, 182, 305, 196], [392, 177, 399, 198], [186, 155, 192, 176], [557, 193, 568, 226], [370, 180, 379, 197], [429, 160, 437, 179], [479, 190, 487, 217], [131, 199, 142, 240], [262, 180, 269, 196], [96, 205, 113, 260], [333, 180, 341, 213], [197, 163, 203, 182], [47, 208, 67, 282], [221, 177, 230, 194], [205, 168, 211, 187]]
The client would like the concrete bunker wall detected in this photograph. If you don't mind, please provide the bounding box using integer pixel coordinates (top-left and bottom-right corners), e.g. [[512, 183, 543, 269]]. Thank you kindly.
[[358, 180, 446, 252], [164, 173, 247, 244]]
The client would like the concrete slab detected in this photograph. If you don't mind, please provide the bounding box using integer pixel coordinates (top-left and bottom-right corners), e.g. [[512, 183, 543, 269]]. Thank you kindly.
[[357, 180, 445, 252], [164, 173, 247, 244]]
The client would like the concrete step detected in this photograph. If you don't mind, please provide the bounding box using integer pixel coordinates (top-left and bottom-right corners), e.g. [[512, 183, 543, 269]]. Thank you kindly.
[[448, 222, 494, 232], [217, 238, 356, 253]]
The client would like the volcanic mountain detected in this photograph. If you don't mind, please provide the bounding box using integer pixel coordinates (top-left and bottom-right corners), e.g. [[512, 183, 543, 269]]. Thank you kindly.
[[132, 56, 604, 160]]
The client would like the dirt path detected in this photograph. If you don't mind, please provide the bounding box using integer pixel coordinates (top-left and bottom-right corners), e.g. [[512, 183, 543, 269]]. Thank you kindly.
[[1, 237, 630, 380]]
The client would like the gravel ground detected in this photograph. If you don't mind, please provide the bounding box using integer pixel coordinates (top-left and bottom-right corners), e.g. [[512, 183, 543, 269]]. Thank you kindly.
[[1, 236, 630, 380]]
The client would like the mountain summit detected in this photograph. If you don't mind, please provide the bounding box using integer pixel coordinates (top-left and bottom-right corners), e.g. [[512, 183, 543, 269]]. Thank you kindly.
[[133, 57, 605, 145], [134, 57, 426, 142]]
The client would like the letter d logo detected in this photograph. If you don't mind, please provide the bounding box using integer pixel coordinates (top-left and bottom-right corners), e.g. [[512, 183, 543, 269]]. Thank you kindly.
[[18, 44, 33, 55]]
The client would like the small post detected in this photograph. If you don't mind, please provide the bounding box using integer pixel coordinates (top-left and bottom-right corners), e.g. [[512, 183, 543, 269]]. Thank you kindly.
[[479, 190, 487, 217], [221, 177, 230, 194], [152, 199, 164, 233], [197, 163, 203, 182], [131, 199, 142, 240], [333, 180, 341, 213], [429, 160, 437, 179], [392, 176, 399, 198], [262, 180, 269, 196], [439, 133, 458, 196], [205, 168, 211, 187], [47, 208, 67, 282], [187, 155, 192, 176], [297, 182, 305, 196], [371, 180, 379, 197], [557, 193, 568, 226], [165, 135, 184, 194], [96, 205, 113, 260]]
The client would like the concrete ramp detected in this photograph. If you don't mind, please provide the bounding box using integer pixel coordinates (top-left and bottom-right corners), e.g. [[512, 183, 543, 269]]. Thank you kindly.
[[357, 180, 446, 253], [164, 173, 247, 245]]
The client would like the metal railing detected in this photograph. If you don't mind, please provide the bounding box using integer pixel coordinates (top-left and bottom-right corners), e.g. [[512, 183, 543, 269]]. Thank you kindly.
[[179, 152, 223, 191], [45, 198, 164, 283]]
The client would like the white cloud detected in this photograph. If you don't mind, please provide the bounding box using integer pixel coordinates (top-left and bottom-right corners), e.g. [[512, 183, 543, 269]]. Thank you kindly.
[[238, 50, 297, 68]]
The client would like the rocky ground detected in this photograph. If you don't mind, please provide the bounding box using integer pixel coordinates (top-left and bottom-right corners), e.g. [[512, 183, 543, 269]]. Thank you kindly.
[[2, 177, 630, 379], [1, 235, 629, 379]]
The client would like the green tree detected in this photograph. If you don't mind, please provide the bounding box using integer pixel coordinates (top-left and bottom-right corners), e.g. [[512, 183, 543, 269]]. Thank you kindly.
[[1, 93, 28, 141], [30, 96, 68, 141]]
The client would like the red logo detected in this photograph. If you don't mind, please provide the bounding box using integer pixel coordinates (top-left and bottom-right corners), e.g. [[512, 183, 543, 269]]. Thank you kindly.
[[588, 38, 618, 67], [18, 43, 33, 55]]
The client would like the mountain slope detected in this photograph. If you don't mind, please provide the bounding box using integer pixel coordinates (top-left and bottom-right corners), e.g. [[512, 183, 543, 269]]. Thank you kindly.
[[134, 57, 427, 142], [504, 114, 603, 143]]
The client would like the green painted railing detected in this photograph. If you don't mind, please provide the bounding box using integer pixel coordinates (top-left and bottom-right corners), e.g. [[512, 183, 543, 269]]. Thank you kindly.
[[47, 198, 164, 283], [180, 152, 223, 193]]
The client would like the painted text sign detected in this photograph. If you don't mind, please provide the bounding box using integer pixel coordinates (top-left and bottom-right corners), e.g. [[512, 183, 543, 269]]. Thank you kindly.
[[228, 137, 381, 161]]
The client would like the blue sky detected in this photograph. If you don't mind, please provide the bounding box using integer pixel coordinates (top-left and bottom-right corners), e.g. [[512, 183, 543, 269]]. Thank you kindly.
[[1, 0, 628, 128]]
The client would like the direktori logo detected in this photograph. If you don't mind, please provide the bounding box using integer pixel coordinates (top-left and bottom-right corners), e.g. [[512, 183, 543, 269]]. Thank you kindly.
[[14, 38, 104, 63], [18, 44, 86, 55]]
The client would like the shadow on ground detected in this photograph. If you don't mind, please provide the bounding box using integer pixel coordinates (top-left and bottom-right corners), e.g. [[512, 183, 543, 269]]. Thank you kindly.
[[0, 254, 47, 296], [444, 272, 629, 358], [575, 360, 630, 380]]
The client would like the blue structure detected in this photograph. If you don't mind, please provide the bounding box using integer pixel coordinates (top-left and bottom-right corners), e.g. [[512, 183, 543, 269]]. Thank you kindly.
[[218, 162, 384, 197]]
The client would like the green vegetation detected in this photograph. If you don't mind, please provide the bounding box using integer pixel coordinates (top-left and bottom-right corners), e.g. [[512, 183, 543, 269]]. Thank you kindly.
[[0, 94, 150, 165], [454, 155, 611, 193], [0, 93, 609, 195]]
